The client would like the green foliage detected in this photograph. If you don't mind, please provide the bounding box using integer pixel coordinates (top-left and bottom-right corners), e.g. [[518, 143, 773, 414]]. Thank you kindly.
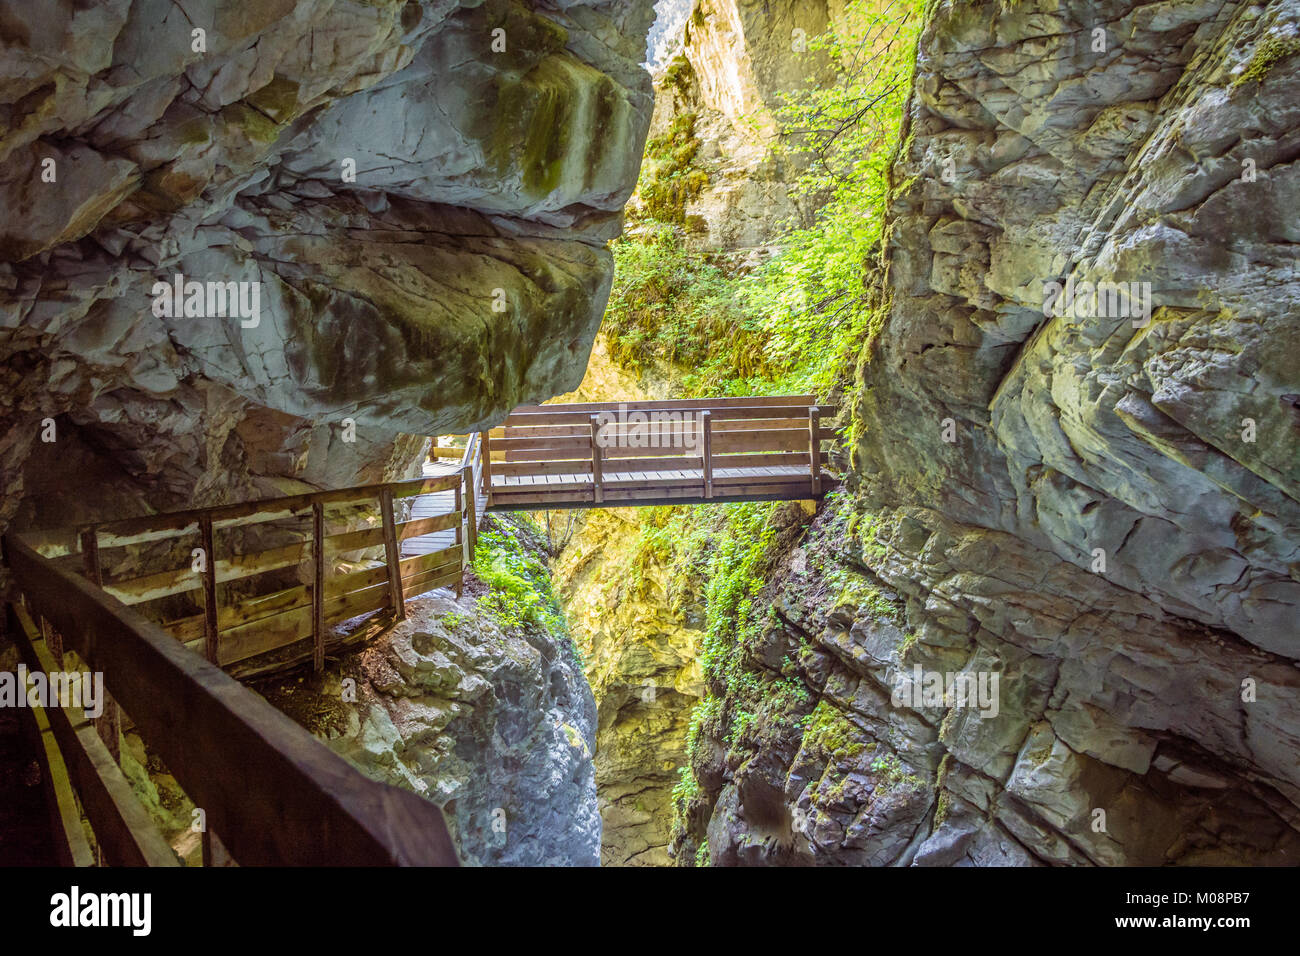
[[629, 0, 928, 855], [472, 515, 583, 667], [604, 225, 774, 393], [870, 752, 924, 792], [608, 0, 922, 398], [801, 700, 866, 762], [637, 111, 710, 224], [739, 0, 923, 394]]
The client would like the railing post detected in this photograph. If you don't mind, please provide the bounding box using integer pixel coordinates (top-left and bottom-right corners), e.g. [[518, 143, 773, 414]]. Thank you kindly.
[[311, 501, 325, 672], [480, 431, 493, 508], [808, 405, 822, 497], [589, 414, 604, 505], [462, 464, 477, 566], [701, 410, 713, 499], [40, 609, 62, 662], [199, 516, 219, 665], [453, 479, 464, 599], [202, 827, 235, 867], [80, 526, 102, 586], [379, 488, 405, 622]]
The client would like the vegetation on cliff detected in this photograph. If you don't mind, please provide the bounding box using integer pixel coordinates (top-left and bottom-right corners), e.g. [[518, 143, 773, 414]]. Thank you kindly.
[[604, 0, 927, 862], [608, 0, 922, 398], [472, 513, 583, 667]]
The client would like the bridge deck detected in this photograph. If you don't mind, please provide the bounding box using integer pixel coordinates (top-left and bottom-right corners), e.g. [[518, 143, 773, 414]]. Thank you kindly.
[[479, 396, 836, 511]]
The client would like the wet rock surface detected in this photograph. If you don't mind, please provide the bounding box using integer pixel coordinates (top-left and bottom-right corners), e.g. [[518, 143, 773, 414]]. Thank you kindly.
[[0, 0, 655, 530], [265, 590, 601, 866]]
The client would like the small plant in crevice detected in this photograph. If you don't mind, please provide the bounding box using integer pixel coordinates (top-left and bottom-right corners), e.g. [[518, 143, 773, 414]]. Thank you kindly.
[[471, 513, 583, 668]]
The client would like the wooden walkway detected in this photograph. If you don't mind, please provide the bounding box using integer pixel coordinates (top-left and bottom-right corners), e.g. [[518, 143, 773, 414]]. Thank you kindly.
[[0, 396, 833, 867], [479, 395, 836, 511], [403, 434, 487, 560]]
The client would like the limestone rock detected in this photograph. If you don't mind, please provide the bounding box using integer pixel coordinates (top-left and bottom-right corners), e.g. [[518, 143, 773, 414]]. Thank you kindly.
[[265, 591, 601, 866], [0, 0, 656, 532], [678, 0, 1300, 866]]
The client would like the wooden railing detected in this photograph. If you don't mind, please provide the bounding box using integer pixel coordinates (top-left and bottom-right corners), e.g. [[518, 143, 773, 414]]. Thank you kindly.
[[475, 396, 838, 510], [3, 533, 460, 866], [22, 472, 485, 679], [0, 398, 832, 866]]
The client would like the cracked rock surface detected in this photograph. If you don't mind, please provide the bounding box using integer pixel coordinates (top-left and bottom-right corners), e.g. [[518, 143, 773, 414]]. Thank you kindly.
[[0, 0, 654, 530], [677, 0, 1300, 866], [264, 590, 601, 866]]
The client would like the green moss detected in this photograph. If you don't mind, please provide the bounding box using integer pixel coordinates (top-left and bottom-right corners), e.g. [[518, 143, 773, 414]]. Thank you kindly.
[[246, 74, 300, 123], [801, 700, 866, 762], [439, 610, 466, 632], [1233, 34, 1300, 87], [933, 789, 951, 827], [223, 103, 280, 144], [490, 60, 576, 196], [177, 118, 211, 146], [694, 840, 709, 867], [471, 513, 582, 666], [637, 111, 709, 225]]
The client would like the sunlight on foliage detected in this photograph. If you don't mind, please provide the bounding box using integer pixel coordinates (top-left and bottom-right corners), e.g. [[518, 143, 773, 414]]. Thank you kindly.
[[608, 0, 923, 398], [472, 515, 583, 667]]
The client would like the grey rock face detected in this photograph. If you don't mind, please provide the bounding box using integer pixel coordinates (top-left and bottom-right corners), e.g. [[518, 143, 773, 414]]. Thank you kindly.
[[681, 0, 1300, 866], [0, 0, 655, 529], [637, 0, 840, 251], [274, 592, 601, 866]]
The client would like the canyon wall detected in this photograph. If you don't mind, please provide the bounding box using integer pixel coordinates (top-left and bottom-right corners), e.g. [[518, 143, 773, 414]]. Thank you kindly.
[[677, 0, 1300, 865], [548, 339, 704, 866], [0, 0, 655, 532], [636, 0, 842, 251]]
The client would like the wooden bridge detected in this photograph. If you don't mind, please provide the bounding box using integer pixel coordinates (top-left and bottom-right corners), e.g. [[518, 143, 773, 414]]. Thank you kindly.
[[481, 395, 835, 510], [0, 396, 834, 867]]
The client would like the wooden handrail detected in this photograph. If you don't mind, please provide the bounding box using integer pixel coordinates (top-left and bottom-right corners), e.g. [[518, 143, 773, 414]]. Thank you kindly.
[[43, 473, 464, 553], [3, 531, 461, 866]]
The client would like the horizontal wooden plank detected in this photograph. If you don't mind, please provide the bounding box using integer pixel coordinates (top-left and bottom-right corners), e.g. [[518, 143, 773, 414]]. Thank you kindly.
[[328, 512, 458, 554], [509, 395, 817, 414], [493, 419, 836, 440], [88, 475, 460, 549], [494, 458, 595, 478], [105, 538, 310, 605], [502, 404, 835, 427], [402, 567, 462, 600], [602, 452, 827, 473], [493, 428, 829, 463], [8, 602, 178, 867], [487, 479, 835, 510]]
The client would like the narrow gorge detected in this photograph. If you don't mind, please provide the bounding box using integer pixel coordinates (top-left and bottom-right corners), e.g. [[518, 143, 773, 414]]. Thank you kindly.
[[0, 0, 1296, 878]]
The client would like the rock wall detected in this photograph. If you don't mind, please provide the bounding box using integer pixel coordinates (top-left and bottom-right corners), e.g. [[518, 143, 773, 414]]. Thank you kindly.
[[677, 0, 1300, 865], [636, 0, 841, 251], [262, 514, 600, 866], [553, 505, 704, 865], [0, 0, 655, 532], [545, 336, 704, 866]]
